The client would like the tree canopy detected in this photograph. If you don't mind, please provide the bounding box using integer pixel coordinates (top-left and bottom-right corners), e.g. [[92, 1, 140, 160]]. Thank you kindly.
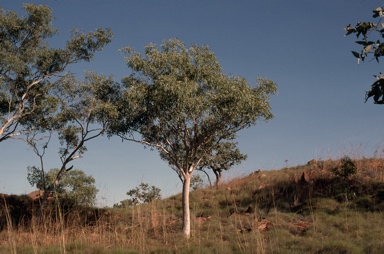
[[115, 38, 277, 237], [0, 4, 114, 206], [198, 141, 247, 187], [28, 167, 98, 206], [115, 182, 162, 208], [0, 4, 112, 142]]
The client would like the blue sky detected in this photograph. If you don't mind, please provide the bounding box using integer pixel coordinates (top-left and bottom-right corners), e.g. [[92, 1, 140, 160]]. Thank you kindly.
[[1, 0, 384, 206]]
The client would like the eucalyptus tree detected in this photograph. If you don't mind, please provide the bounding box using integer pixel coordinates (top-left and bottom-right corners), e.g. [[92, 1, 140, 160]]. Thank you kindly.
[[29, 72, 120, 201], [0, 4, 112, 142], [115, 38, 277, 237]]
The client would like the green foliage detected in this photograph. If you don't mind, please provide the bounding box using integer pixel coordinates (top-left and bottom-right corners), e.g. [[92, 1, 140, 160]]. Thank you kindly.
[[24, 71, 121, 198], [331, 156, 357, 200], [0, 4, 112, 142], [198, 142, 247, 186], [52, 72, 120, 161], [345, 7, 384, 63], [118, 38, 276, 174], [332, 156, 357, 180], [115, 182, 161, 207], [27, 166, 47, 191], [27, 167, 98, 206], [190, 174, 204, 191]]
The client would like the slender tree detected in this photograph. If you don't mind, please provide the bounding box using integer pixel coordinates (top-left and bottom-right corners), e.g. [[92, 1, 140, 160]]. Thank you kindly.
[[114, 38, 277, 237], [36, 72, 120, 202], [0, 4, 112, 142], [21, 71, 119, 209]]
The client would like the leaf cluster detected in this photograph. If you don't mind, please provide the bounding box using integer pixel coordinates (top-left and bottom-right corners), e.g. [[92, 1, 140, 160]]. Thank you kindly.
[[190, 174, 204, 190], [345, 7, 384, 63], [117, 182, 161, 207], [37, 72, 121, 162]]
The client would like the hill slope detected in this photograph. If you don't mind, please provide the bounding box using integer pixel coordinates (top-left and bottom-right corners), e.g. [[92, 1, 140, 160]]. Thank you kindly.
[[2, 157, 384, 253]]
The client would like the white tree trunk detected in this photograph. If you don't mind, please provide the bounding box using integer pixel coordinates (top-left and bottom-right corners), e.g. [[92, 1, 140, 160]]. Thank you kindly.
[[182, 172, 191, 237]]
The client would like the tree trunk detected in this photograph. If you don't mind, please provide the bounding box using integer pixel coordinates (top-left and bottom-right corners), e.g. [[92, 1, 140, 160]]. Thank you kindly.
[[36, 165, 71, 222], [200, 169, 212, 188], [182, 172, 191, 238], [214, 170, 222, 188]]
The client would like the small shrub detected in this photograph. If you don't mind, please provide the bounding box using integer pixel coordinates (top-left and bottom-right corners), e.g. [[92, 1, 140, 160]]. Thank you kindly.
[[332, 156, 357, 180], [331, 156, 357, 201], [115, 183, 161, 208]]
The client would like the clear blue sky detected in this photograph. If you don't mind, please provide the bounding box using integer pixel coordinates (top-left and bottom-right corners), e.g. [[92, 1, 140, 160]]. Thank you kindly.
[[1, 0, 383, 207]]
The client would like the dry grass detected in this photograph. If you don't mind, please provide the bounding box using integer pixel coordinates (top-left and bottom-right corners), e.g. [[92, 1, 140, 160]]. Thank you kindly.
[[2, 156, 384, 253]]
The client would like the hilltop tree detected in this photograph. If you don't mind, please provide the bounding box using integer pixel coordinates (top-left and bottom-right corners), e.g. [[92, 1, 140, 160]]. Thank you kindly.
[[114, 38, 277, 237], [331, 156, 357, 201], [115, 182, 161, 207], [0, 4, 112, 142], [198, 141, 247, 187], [28, 167, 98, 206]]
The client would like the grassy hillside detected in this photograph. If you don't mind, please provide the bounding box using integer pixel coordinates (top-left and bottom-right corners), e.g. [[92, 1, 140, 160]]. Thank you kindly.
[[1, 157, 384, 253]]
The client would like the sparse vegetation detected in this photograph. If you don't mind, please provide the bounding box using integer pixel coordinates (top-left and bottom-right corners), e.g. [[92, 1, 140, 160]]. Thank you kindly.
[[2, 156, 384, 253], [114, 182, 161, 208]]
